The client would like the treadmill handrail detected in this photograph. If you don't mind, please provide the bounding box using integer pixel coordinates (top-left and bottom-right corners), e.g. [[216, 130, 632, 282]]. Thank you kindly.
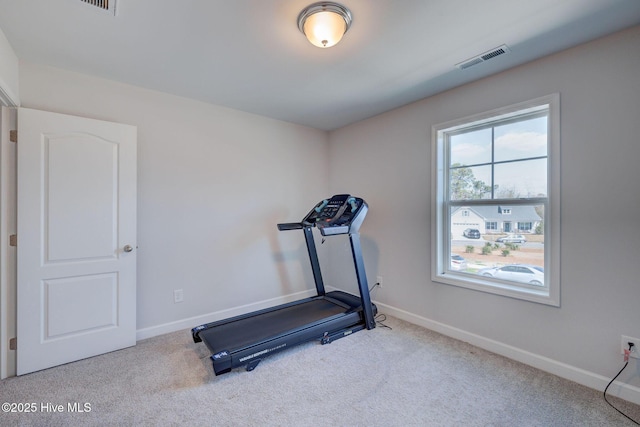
[[277, 222, 305, 231]]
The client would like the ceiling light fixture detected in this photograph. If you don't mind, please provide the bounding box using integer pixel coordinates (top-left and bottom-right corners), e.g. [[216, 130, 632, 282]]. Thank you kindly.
[[297, 2, 352, 48]]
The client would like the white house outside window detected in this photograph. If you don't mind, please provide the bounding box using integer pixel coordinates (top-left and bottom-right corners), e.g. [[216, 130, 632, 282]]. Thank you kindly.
[[431, 94, 560, 306]]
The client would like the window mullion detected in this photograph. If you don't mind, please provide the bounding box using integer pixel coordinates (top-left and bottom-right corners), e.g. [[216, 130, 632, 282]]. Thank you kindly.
[[491, 125, 495, 199], [449, 197, 547, 207]]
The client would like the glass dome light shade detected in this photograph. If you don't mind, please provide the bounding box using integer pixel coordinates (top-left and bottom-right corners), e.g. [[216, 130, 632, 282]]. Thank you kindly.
[[298, 2, 352, 48], [303, 11, 346, 48]]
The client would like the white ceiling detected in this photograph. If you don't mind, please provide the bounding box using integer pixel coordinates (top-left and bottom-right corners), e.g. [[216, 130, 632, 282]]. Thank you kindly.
[[0, 0, 639, 130]]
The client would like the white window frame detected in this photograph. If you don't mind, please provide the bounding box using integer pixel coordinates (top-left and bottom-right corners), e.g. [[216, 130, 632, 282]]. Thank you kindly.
[[431, 94, 560, 306]]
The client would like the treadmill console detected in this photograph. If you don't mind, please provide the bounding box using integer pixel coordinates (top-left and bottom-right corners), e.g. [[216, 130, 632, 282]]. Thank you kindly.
[[303, 194, 367, 236]]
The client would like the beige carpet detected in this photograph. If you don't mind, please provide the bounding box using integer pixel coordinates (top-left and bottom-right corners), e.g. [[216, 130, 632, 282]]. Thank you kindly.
[[2, 315, 639, 426]]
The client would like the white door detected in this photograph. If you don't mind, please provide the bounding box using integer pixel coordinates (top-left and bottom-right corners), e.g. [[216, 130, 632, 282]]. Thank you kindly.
[[17, 108, 137, 375]]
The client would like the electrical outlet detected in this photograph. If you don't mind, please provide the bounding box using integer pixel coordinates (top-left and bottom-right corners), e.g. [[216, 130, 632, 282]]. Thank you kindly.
[[621, 335, 640, 359], [174, 289, 184, 303], [376, 276, 383, 288]]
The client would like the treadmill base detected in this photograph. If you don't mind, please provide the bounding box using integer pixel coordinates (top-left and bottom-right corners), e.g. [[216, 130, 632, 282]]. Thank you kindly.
[[193, 291, 376, 375]]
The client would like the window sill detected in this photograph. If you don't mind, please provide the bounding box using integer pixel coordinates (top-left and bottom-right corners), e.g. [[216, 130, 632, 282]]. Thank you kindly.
[[433, 271, 559, 307]]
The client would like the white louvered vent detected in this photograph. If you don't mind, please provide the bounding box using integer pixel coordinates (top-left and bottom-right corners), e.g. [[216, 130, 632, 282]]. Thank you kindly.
[[456, 45, 511, 70], [80, 0, 117, 15]]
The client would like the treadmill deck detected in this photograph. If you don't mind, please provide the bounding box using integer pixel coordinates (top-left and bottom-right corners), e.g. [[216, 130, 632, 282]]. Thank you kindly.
[[198, 297, 349, 354]]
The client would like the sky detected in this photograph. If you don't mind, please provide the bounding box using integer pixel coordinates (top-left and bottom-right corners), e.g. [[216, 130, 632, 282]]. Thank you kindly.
[[449, 115, 548, 198]]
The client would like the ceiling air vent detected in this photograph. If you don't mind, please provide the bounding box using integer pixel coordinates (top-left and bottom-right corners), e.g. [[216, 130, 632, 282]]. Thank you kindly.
[[80, 0, 117, 15], [456, 45, 511, 70]]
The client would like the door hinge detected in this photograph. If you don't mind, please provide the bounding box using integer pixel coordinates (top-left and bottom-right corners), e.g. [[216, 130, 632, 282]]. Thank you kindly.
[[9, 130, 17, 143], [9, 337, 16, 350], [9, 234, 17, 247]]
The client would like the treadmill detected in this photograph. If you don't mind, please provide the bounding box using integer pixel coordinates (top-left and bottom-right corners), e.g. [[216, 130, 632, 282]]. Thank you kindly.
[[192, 194, 377, 375]]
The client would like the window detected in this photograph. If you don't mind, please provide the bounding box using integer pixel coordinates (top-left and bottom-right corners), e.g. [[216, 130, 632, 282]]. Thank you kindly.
[[432, 94, 560, 306], [518, 222, 533, 232]]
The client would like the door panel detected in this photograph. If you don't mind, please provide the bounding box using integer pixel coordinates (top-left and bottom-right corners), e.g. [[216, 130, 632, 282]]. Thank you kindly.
[[44, 273, 117, 339], [17, 108, 136, 375], [46, 134, 118, 262]]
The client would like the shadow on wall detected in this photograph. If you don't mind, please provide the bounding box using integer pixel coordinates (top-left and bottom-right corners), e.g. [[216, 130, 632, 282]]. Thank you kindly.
[[361, 234, 380, 297], [320, 233, 380, 297], [268, 208, 318, 295], [270, 235, 313, 295], [269, 225, 381, 299]]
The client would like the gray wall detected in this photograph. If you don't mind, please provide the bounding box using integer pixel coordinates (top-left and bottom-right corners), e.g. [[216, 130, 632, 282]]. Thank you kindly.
[[18, 62, 330, 334], [0, 26, 18, 105], [327, 25, 640, 392]]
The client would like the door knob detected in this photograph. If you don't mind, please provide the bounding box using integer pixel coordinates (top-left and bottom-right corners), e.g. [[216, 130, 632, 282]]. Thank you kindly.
[[123, 245, 134, 253]]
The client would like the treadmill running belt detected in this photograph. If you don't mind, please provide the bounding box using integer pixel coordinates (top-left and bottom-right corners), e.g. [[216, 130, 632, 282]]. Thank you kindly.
[[199, 298, 347, 353]]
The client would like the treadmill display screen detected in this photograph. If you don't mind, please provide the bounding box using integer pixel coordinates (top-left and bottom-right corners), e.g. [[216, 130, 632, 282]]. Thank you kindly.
[[302, 194, 367, 235]]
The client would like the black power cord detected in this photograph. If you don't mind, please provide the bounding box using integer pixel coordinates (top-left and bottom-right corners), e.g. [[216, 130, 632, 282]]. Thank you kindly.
[[374, 313, 392, 330], [603, 342, 640, 425]]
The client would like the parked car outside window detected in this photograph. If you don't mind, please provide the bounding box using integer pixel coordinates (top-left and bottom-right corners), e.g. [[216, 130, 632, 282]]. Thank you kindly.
[[450, 254, 467, 271], [496, 234, 527, 243], [479, 264, 544, 286], [463, 228, 481, 239]]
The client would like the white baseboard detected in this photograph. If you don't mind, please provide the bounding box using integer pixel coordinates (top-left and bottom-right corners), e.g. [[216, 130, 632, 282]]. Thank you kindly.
[[136, 289, 317, 341], [375, 301, 640, 406]]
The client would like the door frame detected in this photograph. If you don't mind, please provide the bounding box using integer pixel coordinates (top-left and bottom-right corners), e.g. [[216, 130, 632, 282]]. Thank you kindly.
[[0, 103, 17, 379]]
